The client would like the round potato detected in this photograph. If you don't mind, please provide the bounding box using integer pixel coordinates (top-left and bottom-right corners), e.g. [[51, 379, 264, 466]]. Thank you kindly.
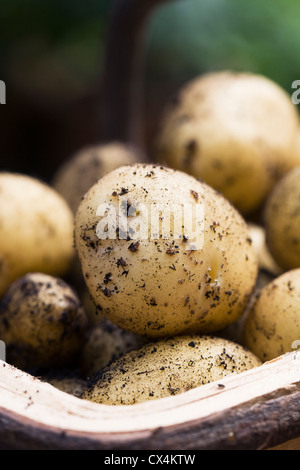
[[0, 172, 74, 297], [243, 269, 300, 361], [80, 318, 148, 378], [75, 163, 258, 338], [0, 272, 88, 370], [264, 166, 300, 271], [154, 71, 299, 214], [53, 141, 145, 214], [41, 370, 87, 398], [81, 335, 262, 405], [247, 223, 282, 276]]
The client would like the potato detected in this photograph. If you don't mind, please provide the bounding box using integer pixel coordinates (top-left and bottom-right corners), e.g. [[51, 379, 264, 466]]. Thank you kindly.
[[80, 318, 148, 378], [0, 272, 88, 370], [264, 166, 300, 271], [247, 223, 282, 276], [0, 172, 74, 297], [53, 141, 145, 214], [154, 71, 299, 214], [243, 269, 300, 362], [81, 335, 262, 405], [41, 370, 87, 398], [75, 163, 258, 338]]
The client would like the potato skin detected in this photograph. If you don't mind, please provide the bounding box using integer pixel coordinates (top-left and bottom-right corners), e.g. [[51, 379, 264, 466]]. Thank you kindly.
[[244, 269, 300, 361], [0, 272, 88, 370], [53, 141, 145, 214], [81, 335, 262, 405], [0, 173, 74, 297], [75, 163, 258, 338], [80, 318, 147, 378], [264, 167, 300, 271], [154, 71, 299, 214]]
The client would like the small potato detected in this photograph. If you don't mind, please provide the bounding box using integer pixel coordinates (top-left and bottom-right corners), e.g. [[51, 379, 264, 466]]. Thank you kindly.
[[81, 335, 262, 405], [264, 167, 300, 271], [53, 141, 145, 214], [244, 269, 300, 361], [0, 273, 88, 370], [75, 164, 258, 338], [0, 172, 74, 297], [154, 71, 299, 214], [80, 318, 148, 378], [41, 370, 87, 398], [247, 223, 282, 276]]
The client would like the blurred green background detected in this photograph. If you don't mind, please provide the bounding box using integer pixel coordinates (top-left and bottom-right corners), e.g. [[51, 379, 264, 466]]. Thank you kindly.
[[1, 0, 300, 181]]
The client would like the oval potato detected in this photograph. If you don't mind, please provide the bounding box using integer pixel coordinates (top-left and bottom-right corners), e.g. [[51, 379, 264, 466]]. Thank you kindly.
[[244, 269, 300, 361], [264, 166, 300, 271], [0, 172, 74, 297], [81, 335, 262, 405], [0, 272, 88, 370], [154, 71, 299, 214], [53, 141, 145, 214], [75, 163, 258, 338]]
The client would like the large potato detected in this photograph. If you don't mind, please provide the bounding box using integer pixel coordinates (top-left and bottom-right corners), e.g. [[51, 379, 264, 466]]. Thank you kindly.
[[154, 71, 299, 214], [81, 335, 262, 405], [75, 164, 258, 338], [53, 141, 145, 214], [0, 272, 88, 370], [0, 172, 74, 297], [243, 269, 300, 361], [264, 166, 300, 271]]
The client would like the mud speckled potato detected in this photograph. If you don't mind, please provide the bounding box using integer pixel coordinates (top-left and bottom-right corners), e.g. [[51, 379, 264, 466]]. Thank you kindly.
[[81, 335, 262, 405], [0, 273, 88, 370], [264, 166, 300, 271], [53, 141, 145, 214], [41, 370, 87, 398], [75, 164, 258, 338], [154, 71, 299, 214], [80, 318, 147, 378], [247, 223, 282, 276], [0, 172, 74, 297], [244, 269, 300, 361]]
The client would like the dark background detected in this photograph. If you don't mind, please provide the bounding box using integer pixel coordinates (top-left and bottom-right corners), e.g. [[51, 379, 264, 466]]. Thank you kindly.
[[1, 0, 300, 183]]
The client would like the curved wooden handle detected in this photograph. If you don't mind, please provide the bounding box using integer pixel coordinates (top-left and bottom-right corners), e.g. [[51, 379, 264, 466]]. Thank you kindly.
[[1, 352, 300, 449]]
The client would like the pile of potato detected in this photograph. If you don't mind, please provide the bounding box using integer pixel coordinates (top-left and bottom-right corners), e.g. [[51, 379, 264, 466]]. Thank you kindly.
[[1, 71, 300, 405]]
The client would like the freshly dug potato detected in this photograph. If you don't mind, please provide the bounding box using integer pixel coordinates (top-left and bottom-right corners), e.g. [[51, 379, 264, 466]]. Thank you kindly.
[[154, 71, 300, 214], [264, 166, 300, 271], [0, 172, 74, 297], [247, 223, 282, 276], [53, 141, 145, 214], [81, 335, 262, 405], [41, 370, 87, 398], [244, 269, 300, 362], [0, 273, 88, 370], [80, 318, 148, 378], [75, 163, 258, 338]]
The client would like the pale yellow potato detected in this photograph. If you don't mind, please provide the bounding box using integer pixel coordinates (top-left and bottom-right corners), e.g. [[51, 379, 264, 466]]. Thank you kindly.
[[0, 172, 74, 297], [244, 269, 300, 361], [154, 71, 299, 214], [80, 318, 148, 378], [81, 335, 262, 405], [41, 371, 87, 398], [264, 166, 300, 271], [53, 141, 145, 214], [75, 163, 258, 338], [0, 272, 89, 370]]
